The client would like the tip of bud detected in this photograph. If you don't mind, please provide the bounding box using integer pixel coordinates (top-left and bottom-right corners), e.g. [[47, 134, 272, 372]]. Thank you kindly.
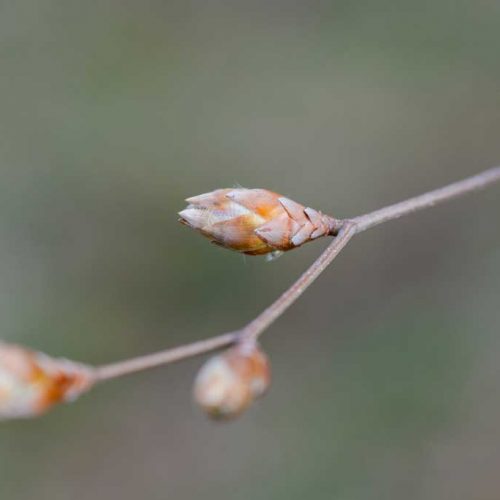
[[193, 343, 270, 420], [178, 208, 208, 229]]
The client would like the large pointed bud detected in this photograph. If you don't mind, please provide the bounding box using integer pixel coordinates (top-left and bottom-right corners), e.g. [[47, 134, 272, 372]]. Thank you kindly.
[[193, 342, 270, 420], [0, 342, 95, 421], [179, 188, 339, 256]]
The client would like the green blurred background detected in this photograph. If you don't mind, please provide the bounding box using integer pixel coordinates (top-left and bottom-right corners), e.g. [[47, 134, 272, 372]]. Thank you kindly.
[[1, 1, 499, 499]]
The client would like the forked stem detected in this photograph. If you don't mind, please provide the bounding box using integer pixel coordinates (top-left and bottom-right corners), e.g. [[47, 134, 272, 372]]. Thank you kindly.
[[96, 166, 500, 382]]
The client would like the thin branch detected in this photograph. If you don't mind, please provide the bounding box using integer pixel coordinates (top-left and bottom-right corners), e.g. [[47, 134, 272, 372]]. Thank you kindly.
[[96, 332, 237, 381], [352, 166, 500, 232], [95, 166, 500, 382], [240, 221, 357, 343], [96, 225, 357, 382]]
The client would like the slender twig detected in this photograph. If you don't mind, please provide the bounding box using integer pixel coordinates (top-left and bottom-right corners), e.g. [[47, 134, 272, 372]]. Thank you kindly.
[[95, 166, 500, 382], [96, 332, 238, 381], [352, 166, 500, 232], [240, 221, 357, 343]]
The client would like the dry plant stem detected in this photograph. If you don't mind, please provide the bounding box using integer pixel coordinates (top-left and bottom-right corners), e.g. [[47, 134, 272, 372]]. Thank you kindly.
[[95, 166, 500, 382], [352, 166, 500, 232], [96, 332, 238, 380], [241, 222, 357, 343], [95, 226, 356, 382]]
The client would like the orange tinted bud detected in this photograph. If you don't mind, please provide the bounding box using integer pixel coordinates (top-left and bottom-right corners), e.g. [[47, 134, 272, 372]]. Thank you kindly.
[[0, 343, 95, 421], [193, 343, 270, 419], [179, 188, 337, 256]]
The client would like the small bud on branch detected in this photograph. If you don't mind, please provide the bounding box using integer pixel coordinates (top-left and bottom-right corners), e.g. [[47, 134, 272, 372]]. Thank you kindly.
[[193, 342, 270, 419], [179, 188, 339, 256], [0, 343, 95, 421]]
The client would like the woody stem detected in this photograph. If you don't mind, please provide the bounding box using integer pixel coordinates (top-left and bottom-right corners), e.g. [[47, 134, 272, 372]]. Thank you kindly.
[[239, 221, 356, 344]]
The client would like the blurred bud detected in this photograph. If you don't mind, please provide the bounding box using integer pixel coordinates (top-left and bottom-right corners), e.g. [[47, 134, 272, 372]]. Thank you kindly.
[[193, 343, 270, 419], [179, 188, 337, 256], [0, 343, 95, 421]]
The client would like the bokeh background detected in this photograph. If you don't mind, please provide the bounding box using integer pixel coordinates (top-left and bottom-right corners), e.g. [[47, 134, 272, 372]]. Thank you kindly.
[[1, 1, 500, 499]]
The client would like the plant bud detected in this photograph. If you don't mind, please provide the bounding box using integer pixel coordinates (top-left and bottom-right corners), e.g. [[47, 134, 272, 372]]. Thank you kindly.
[[179, 188, 338, 256], [193, 343, 270, 419], [0, 342, 95, 421]]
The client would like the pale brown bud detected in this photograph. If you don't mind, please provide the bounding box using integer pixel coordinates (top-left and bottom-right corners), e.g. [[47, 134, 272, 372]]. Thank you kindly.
[[0, 342, 95, 421], [193, 343, 270, 419], [179, 188, 338, 256]]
